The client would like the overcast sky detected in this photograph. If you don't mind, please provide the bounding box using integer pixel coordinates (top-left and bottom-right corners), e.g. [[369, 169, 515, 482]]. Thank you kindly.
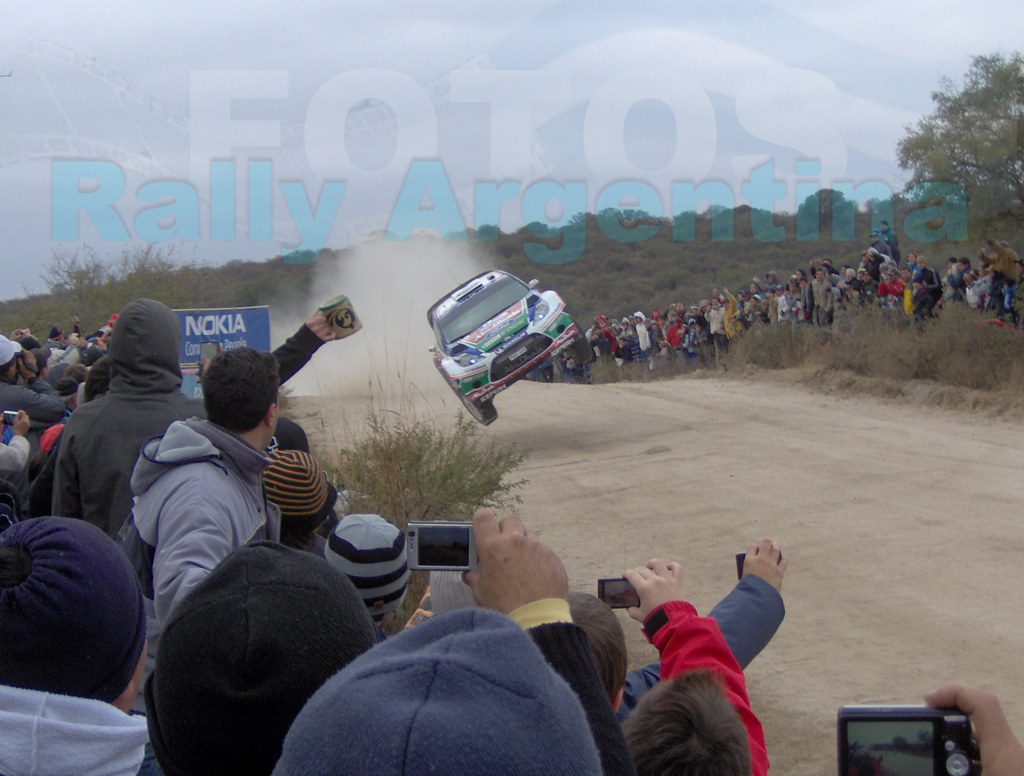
[[2, 0, 1023, 296]]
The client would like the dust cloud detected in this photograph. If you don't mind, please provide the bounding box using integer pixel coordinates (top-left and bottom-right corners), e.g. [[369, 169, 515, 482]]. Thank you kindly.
[[274, 236, 487, 411]]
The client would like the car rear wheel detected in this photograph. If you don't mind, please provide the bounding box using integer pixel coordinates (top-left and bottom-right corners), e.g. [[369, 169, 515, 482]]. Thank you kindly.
[[460, 393, 498, 425]]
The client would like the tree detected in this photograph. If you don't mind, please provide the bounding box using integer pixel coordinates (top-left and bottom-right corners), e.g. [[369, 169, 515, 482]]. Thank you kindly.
[[796, 188, 856, 240], [896, 53, 1024, 236]]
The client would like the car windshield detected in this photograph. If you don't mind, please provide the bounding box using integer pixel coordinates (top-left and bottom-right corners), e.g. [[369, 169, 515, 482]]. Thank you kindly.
[[438, 275, 529, 343]]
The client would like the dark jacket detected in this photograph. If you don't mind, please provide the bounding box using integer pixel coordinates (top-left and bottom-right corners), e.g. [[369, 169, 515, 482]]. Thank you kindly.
[[52, 299, 324, 537], [0, 372, 66, 513]]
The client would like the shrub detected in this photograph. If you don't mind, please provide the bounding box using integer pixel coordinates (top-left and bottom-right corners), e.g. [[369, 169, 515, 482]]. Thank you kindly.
[[336, 410, 526, 528], [822, 304, 1024, 391], [724, 322, 828, 370]]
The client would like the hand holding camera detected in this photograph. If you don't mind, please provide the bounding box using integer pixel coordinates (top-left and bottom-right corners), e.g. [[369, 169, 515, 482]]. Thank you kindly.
[[623, 559, 685, 623], [462, 509, 568, 615], [925, 685, 1024, 776], [2, 410, 29, 435]]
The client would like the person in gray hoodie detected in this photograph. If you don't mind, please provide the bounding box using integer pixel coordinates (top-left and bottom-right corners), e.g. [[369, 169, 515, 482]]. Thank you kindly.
[[52, 297, 337, 537], [118, 346, 281, 709]]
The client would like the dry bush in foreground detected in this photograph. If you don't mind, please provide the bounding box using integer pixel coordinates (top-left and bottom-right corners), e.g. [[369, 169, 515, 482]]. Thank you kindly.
[[336, 410, 526, 529]]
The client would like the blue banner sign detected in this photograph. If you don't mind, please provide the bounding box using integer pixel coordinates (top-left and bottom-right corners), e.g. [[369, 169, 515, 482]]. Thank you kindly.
[[174, 306, 271, 363], [174, 306, 271, 398]]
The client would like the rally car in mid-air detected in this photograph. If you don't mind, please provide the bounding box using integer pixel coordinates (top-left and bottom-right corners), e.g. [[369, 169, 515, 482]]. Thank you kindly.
[[427, 270, 594, 424]]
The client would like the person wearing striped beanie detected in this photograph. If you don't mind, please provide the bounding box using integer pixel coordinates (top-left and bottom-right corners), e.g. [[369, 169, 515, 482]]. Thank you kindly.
[[263, 450, 337, 555], [325, 513, 409, 634]]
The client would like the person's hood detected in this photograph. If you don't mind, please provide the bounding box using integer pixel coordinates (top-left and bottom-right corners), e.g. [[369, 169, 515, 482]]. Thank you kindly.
[[108, 299, 183, 394], [0, 684, 148, 776], [130, 417, 269, 499]]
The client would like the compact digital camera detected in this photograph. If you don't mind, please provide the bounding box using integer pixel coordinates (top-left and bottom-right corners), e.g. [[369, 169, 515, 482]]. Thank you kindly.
[[406, 522, 477, 571], [838, 705, 977, 776]]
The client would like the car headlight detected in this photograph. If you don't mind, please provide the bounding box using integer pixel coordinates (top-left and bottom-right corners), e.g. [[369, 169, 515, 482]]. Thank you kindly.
[[452, 352, 479, 367], [533, 299, 550, 321]]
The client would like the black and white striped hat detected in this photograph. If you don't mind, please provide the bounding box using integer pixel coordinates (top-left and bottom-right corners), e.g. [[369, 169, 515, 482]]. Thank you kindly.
[[325, 514, 409, 620]]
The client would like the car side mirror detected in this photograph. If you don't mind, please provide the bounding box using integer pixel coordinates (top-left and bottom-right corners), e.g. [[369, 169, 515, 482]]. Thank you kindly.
[[528, 278, 539, 289], [427, 345, 438, 353]]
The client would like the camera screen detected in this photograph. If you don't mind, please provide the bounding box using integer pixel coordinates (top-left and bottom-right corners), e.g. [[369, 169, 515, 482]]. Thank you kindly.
[[598, 578, 640, 608], [416, 524, 471, 567], [845, 720, 935, 776]]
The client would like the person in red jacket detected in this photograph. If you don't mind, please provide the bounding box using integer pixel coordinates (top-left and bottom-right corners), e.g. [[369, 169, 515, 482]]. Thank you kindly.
[[621, 546, 782, 776]]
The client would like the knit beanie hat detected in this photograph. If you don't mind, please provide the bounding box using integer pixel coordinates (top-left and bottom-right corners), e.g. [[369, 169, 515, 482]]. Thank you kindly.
[[272, 608, 601, 776], [144, 541, 377, 776], [263, 449, 337, 536], [271, 416, 311, 454], [429, 569, 478, 614], [0, 517, 146, 702], [325, 514, 409, 618]]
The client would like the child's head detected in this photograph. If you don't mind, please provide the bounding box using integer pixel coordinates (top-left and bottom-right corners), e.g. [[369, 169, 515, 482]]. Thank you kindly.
[[567, 592, 627, 708], [623, 669, 751, 776]]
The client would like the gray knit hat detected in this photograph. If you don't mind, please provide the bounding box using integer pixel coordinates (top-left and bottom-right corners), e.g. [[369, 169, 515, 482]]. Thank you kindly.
[[429, 570, 477, 614], [325, 514, 409, 619]]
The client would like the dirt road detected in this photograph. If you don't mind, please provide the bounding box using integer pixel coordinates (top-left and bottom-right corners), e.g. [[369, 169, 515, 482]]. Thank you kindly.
[[293, 370, 1024, 775]]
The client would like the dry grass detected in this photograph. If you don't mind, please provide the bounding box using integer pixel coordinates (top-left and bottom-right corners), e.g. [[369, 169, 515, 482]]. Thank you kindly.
[[822, 305, 1024, 392]]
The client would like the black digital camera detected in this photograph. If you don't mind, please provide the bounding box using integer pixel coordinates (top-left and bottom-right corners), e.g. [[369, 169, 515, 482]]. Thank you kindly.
[[838, 705, 977, 776]]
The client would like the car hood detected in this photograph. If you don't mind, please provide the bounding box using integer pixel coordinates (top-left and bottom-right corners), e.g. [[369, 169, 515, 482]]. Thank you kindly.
[[452, 301, 529, 353]]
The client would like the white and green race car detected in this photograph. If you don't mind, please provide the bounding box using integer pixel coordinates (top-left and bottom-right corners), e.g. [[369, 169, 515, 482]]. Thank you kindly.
[[427, 270, 593, 424]]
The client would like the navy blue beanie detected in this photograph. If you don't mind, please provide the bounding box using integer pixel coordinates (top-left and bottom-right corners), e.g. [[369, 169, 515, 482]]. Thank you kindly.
[[0, 517, 147, 702], [272, 608, 602, 776]]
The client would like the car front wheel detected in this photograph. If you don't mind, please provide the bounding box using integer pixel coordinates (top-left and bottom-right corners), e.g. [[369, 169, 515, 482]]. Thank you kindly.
[[460, 393, 498, 425]]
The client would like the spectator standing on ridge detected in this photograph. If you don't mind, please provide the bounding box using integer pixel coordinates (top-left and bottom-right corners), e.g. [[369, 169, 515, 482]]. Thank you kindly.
[[877, 219, 900, 264], [811, 269, 833, 327], [914, 254, 943, 306], [633, 312, 652, 360], [869, 228, 893, 261]]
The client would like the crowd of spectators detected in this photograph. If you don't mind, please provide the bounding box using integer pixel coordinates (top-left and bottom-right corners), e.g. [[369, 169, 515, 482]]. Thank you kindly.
[[2, 284, 1024, 775], [574, 232, 1022, 376]]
